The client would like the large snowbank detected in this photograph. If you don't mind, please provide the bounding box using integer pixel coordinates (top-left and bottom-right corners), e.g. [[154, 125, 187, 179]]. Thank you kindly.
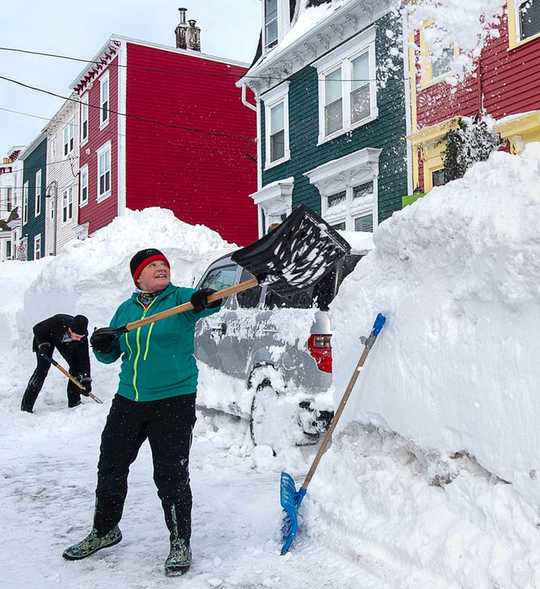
[[296, 144, 540, 588], [15, 207, 233, 352]]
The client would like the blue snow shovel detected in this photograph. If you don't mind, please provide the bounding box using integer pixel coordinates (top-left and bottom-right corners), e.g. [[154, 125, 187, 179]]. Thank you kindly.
[[280, 313, 386, 555]]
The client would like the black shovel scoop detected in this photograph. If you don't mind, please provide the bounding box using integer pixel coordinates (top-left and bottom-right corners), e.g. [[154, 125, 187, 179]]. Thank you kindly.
[[92, 205, 351, 336]]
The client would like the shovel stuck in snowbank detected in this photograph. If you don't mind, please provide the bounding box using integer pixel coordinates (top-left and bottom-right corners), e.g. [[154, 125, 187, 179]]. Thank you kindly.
[[280, 313, 386, 555], [92, 205, 351, 336]]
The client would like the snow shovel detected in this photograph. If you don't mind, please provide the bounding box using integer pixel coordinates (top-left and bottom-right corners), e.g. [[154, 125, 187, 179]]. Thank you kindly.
[[280, 313, 386, 555], [40, 352, 103, 404], [92, 205, 351, 336]]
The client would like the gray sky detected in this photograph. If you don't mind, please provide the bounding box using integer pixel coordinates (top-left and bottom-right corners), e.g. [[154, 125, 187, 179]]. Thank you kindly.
[[0, 0, 261, 155]]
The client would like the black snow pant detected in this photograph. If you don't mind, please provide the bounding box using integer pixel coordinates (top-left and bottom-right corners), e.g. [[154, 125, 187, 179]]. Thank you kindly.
[[93, 393, 196, 544], [21, 349, 82, 411]]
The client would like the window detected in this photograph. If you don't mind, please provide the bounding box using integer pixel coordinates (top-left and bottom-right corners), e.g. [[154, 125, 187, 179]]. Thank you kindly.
[[80, 164, 89, 206], [270, 102, 285, 162], [63, 121, 74, 156], [264, 0, 279, 51], [6, 240, 11, 260], [100, 71, 109, 128], [23, 181, 28, 224], [353, 181, 374, 199], [200, 264, 237, 303], [263, 83, 290, 169], [6, 187, 12, 212], [431, 46, 454, 79], [327, 191, 346, 208], [35, 170, 42, 217], [315, 29, 378, 143], [331, 221, 346, 230], [81, 93, 89, 144], [519, 0, 540, 40], [62, 187, 74, 223], [97, 142, 112, 200], [34, 234, 41, 260], [351, 53, 371, 124], [324, 69, 343, 136], [354, 214, 373, 232], [432, 168, 447, 187], [237, 269, 262, 308]]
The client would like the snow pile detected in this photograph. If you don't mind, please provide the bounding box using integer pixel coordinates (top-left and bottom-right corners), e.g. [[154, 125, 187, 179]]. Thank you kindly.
[[303, 144, 540, 586], [16, 207, 234, 352]]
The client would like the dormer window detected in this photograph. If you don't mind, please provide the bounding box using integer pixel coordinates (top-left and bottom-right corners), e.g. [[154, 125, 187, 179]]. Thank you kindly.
[[265, 0, 279, 51]]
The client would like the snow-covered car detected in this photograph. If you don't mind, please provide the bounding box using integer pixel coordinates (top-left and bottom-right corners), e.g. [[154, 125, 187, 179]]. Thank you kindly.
[[194, 232, 372, 448]]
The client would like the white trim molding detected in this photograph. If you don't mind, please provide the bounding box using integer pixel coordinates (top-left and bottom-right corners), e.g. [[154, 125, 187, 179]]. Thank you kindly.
[[250, 176, 294, 236], [262, 81, 291, 170], [314, 27, 378, 144], [117, 40, 127, 216], [304, 148, 381, 231]]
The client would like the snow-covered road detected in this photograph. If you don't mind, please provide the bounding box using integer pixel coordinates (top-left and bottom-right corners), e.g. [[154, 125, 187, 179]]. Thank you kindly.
[[0, 385, 388, 589]]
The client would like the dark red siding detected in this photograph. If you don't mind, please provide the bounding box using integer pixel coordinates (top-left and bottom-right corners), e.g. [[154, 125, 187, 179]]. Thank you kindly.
[[78, 56, 119, 234], [415, 11, 540, 185], [125, 43, 257, 246]]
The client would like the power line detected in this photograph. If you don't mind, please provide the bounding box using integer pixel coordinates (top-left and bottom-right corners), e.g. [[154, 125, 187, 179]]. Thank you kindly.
[[0, 45, 405, 83], [0, 74, 257, 144]]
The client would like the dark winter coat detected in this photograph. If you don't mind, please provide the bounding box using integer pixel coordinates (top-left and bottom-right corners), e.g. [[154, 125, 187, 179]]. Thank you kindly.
[[94, 284, 220, 402], [32, 314, 91, 375]]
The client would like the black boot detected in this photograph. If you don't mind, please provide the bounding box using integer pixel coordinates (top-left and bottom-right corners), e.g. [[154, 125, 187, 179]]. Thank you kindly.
[[164, 503, 191, 576]]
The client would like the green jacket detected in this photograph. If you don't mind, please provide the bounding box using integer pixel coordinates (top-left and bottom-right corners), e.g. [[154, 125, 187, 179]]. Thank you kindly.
[[94, 283, 220, 402]]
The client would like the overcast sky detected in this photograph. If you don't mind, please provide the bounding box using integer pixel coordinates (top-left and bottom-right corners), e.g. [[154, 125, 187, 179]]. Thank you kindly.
[[0, 0, 261, 156]]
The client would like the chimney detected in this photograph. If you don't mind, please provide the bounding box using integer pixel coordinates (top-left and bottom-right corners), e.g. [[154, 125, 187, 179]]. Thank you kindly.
[[187, 19, 201, 52], [175, 8, 188, 49], [175, 8, 201, 52]]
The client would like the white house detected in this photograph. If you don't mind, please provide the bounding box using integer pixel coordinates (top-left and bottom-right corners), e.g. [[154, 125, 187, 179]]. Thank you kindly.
[[44, 95, 81, 255], [0, 146, 25, 261]]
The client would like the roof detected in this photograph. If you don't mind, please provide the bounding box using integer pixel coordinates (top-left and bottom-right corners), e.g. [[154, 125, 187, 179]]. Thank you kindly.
[[71, 34, 249, 91]]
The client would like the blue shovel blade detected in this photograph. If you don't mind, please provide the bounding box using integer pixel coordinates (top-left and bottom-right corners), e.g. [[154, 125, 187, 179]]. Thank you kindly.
[[280, 471, 306, 555]]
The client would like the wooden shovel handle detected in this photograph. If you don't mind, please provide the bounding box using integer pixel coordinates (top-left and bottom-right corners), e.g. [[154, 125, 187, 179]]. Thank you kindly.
[[124, 277, 259, 332], [301, 336, 374, 490], [51, 358, 87, 391]]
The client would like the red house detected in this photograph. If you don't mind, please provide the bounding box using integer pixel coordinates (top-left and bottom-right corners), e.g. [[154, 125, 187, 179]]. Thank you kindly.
[[70, 11, 257, 246], [409, 1, 540, 193]]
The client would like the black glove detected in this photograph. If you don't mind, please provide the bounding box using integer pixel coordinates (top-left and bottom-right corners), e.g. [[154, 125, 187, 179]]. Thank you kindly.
[[37, 342, 53, 356], [90, 327, 120, 354], [77, 374, 92, 396], [190, 288, 220, 313]]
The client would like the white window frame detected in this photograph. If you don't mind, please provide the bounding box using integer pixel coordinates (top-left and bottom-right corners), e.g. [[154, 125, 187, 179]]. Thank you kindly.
[[304, 148, 381, 233], [96, 141, 112, 201], [249, 177, 294, 237], [314, 28, 378, 145], [34, 170, 42, 217], [80, 164, 89, 207], [63, 120, 74, 156], [99, 70, 110, 129], [34, 233, 41, 260], [80, 92, 89, 145], [262, 82, 290, 170], [262, 0, 291, 54], [23, 181, 29, 224], [62, 186, 74, 224]]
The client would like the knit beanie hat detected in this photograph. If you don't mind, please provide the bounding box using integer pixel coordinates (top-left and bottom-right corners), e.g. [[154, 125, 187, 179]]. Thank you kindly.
[[71, 315, 89, 336], [130, 248, 170, 285]]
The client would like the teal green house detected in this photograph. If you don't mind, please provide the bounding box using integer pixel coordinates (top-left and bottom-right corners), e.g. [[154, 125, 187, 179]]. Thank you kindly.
[[238, 0, 410, 236]]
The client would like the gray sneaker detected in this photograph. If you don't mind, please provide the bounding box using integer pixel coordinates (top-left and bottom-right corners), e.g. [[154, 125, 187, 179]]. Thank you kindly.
[[62, 526, 122, 560], [164, 538, 192, 576]]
